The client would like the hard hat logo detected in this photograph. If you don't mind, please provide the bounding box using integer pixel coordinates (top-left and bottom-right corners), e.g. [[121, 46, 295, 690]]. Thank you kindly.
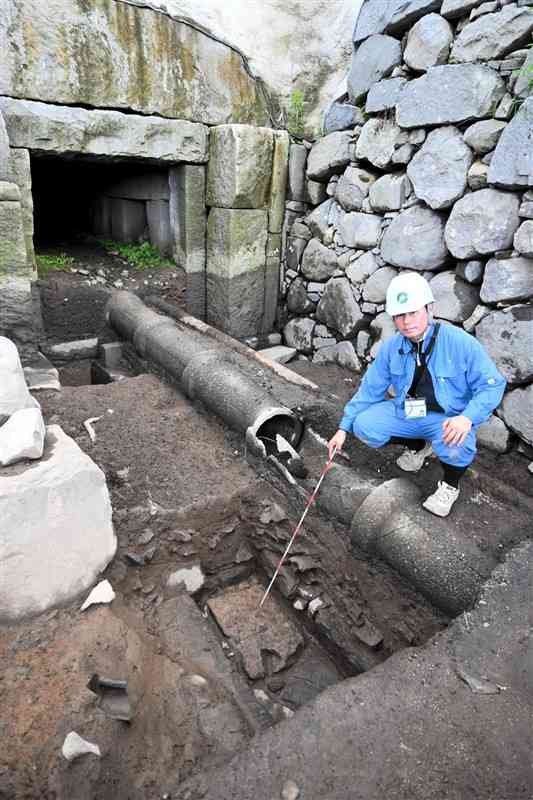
[[397, 292, 408, 304]]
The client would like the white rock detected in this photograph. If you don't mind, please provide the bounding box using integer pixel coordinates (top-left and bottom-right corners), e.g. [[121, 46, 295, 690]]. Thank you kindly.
[[0, 407, 46, 466], [0, 336, 40, 418], [257, 346, 297, 364], [62, 732, 101, 762], [80, 579, 115, 611], [167, 564, 205, 595], [308, 597, 324, 616], [0, 426, 117, 621], [281, 780, 301, 800]]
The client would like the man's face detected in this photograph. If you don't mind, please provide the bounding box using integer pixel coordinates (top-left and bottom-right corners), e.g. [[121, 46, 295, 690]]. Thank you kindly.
[[393, 306, 430, 341]]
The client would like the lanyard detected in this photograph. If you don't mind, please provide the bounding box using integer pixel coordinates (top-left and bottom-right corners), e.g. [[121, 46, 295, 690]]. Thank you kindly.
[[408, 323, 440, 395]]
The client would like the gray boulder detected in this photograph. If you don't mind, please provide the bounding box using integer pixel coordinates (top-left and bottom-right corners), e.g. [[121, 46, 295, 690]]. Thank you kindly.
[[450, 6, 533, 63], [207, 125, 273, 208], [456, 260, 484, 284], [283, 318, 315, 353], [369, 312, 397, 358], [316, 278, 364, 337], [346, 252, 380, 285], [445, 189, 521, 259], [488, 98, 533, 190], [306, 199, 338, 240], [313, 341, 361, 372], [366, 78, 408, 114], [356, 118, 402, 169], [363, 267, 398, 303], [287, 279, 316, 315], [441, 0, 486, 19], [323, 102, 366, 135], [288, 144, 308, 202], [514, 47, 533, 100], [348, 35, 402, 105], [338, 212, 382, 250], [301, 239, 338, 281], [476, 305, 533, 383], [514, 221, 533, 257], [369, 173, 411, 212], [385, 0, 443, 33], [430, 271, 479, 322], [467, 161, 489, 191], [381, 206, 449, 270], [335, 166, 376, 212], [477, 415, 511, 454], [307, 132, 354, 182], [396, 65, 506, 129], [352, 0, 392, 43], [463, 120, 507, 155], [501, 385, 533, 445], [306, 180, 327, 206], [404, 14, 454, 73], [407, 126, 473, 210], [480, 256, 533, 304]]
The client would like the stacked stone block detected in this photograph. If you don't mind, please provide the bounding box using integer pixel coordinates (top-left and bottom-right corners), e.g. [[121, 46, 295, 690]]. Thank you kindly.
[[280, 0, 533, 452]]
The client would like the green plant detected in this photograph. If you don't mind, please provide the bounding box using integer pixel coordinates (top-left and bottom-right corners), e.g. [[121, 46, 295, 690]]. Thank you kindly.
[[98, 239, 173, 271], [36, 252, 75, 276], [286, 89, 306, 137]]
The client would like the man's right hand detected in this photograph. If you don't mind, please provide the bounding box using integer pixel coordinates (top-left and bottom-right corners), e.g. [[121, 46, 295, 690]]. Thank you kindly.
[[328, 430, 346, 460]]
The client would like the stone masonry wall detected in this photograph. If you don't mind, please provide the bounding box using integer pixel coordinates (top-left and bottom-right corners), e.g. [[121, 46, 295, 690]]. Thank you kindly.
[[280, 0, 533, 454]]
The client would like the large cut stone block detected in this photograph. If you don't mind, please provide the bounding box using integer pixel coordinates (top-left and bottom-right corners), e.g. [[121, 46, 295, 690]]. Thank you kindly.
[[0, 0, 270, 126], [0, 113, 9, 181], [0, 275, 35, 358], [262, 233, 281, 333], [0, 98, 208, 163], [287, 144, 308, 201], [0, 191, 28, 276], [268, 131, 289, 234], [111, 198, 146, 243], [488, 98, 533, 190], [206, 208, 268, 338], [7, 148, 35, 272], [0, 425, 117, 621], [396, 65, 506, 128], [170, 165, 207, 320], [207, 125, 274, 209], [146, 200, 172, 257]]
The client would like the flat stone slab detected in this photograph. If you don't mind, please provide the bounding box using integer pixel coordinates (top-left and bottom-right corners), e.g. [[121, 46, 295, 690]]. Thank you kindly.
[[0, 425, 116, 621], [257, 346, 297, 364], [0, 98, 208, 163], [23, 352, 60, 392], [43, 338, 99, 362], [208, 581, 303, 680]]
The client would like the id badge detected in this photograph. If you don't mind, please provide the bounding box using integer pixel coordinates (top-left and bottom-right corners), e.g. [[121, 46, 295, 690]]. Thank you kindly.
[[405, 397, 427, 418]]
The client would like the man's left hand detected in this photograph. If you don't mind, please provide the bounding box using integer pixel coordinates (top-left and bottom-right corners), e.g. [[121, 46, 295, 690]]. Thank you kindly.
[[442, 415, 472, 446]]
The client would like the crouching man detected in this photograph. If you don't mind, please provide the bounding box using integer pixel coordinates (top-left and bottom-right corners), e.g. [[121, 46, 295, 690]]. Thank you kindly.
[[328, 273, 506, 517]]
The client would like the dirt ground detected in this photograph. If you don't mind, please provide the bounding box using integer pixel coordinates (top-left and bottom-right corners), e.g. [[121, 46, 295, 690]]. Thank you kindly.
[[2, 243, 532, 799]]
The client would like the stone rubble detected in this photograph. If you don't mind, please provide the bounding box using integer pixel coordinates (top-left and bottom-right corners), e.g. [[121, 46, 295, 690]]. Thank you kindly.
[[280, 0, 532, 453]]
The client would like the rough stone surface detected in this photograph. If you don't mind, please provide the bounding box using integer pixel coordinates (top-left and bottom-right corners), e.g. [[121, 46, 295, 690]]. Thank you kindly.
[[335, 167, 376, 212], [283, 318, 315, 353], [429, 271, 479, 322], [167, 564, 205, 595], [480, 256, 533, 304], [444, 189, 521, 259], [0, 98, 208, 163], [23, 352, 60, 393], [369, 312, 397, 358], [0, 0, 270, 126], [338, 213, 382, 250], [396, 65, 506, 128], [62, 732, 101, 763], [301, 239, 338, 281], [467, 161, 489, 191], [352, 0, 393, 43], [488, 98, 532, 190], [257, 346, 296, 364], [0, 114, 9, 181], [456, 260, 484, 285], [6, 148, 35, 271], [404, 14, 454, 72], [0, 407, 45, 467], [288, 145, 308, 202], [0, 336, 39, 417], [44, 339, 99, 362], [501, 385, 533, 445], [477, 415, 511, 453], [463, 120, 507, 154], [287, 279, 315, 315], [514, 47, 533, 100], [407, 126, 473, 210], [450, 6, 533, 63], [170, 165, 207, 319], [514, 221, 533, 257], [369, 174, 410, 212], [0, 275, 35, 358], [476, 305, 533, 383], [316, 278, 364, 337], [381, 206, 448, 271], [346, 252, 380, 285], [356, 118, 402, 169], [207, 582, 303, 680], [365, 78, 407, 113], [206, 208, 268, 339], [0, 425, 116, 621], [306, 199, 340, 241], [269, 131, 290, 233], [307, 132, 354, 182], [362, 267, 398, 303], [441, 0, 485, 18], [323, 102, 366, 135], [207, 125, 274, 209], [306, 180, 327, 206], [347, 35, 402, 104], [463, 303, 491, 333], [385, 0, 444, 33]]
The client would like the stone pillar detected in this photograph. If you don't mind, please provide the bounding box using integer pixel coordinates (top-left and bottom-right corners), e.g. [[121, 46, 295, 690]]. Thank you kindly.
[[206, 124, 288, 338], [7, 148, 36, 275], [146, 200, 172, 257], [170, 165, 207, 320], [110, 198, 146, 243]]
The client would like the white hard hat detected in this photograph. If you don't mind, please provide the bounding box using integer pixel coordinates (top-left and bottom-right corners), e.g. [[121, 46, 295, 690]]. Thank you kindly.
[[385, 272, 434, 316]]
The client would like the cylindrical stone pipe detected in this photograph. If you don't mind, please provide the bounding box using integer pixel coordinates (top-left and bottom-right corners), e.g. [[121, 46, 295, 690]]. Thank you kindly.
[[106, 291, 296, 439], [350, 478, 497, 615], [315, 462, 378, 526]]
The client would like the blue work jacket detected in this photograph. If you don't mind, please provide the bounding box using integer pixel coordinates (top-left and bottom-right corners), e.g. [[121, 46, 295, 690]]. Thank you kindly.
[[340, 322, 506, 432]]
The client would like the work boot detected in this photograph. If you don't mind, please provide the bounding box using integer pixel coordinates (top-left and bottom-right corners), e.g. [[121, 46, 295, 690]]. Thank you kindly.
[[422, 481, 460, 517], [396, 441, 433, 472]]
